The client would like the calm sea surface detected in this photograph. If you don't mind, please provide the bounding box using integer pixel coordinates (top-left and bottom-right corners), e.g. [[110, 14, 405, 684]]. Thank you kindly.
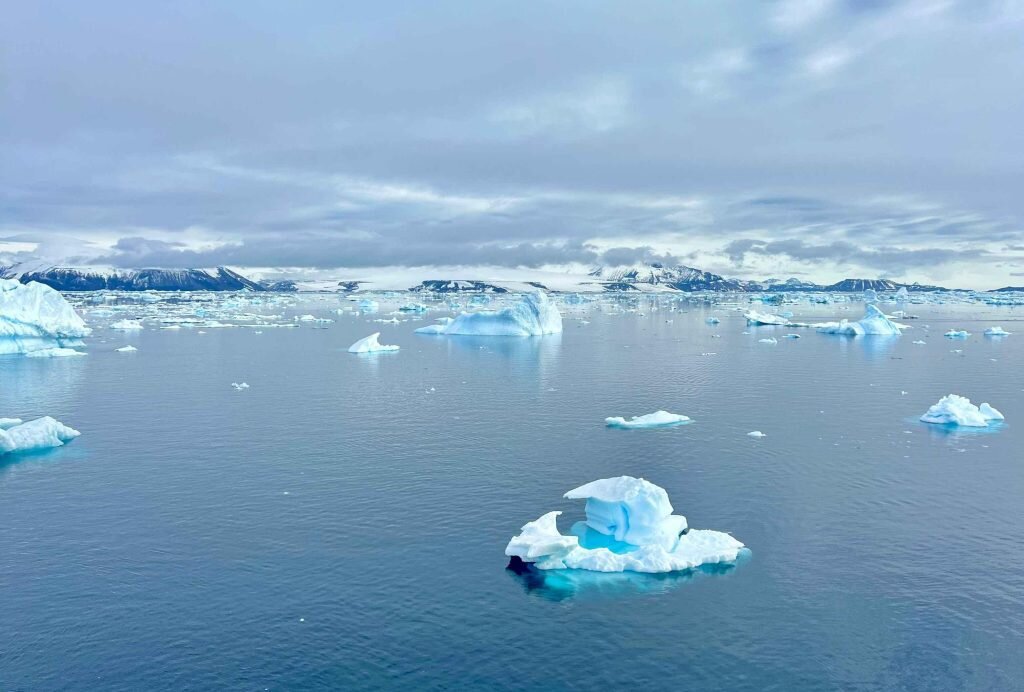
[[2, 294, 1023, 691]]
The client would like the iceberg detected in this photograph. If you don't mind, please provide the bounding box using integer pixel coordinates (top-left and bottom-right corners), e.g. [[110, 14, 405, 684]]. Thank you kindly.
[[895, 286, 909, 301], [348, 332, 400, 353], [758, 337, 777, 344], [744, 310, 795, 327], [505, 477, 744, 573], [0, 279, 91, 356], [414, 317, 453, 335], [116, 345, 138, 352], [24, 347, 87, 358], [815, 304, 903, 336], [747, 431, 766, 438], [0, 416, 80, 456], [605, 411, 691, 429], [920, 394, 1004, 428], [944, 329, 970, 338], [110, 319, 144, 330], [705, 317, 720, 325], [984, 326, 1011, 336], [414, 292, 561, 337]]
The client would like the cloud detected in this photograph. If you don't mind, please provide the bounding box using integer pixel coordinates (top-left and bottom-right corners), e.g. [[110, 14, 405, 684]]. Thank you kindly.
[[1, 1, 1023, 288]]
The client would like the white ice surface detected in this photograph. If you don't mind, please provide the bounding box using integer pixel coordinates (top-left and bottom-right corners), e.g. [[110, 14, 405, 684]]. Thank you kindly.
[[920, 394, 1004, 427], [415, 292, 561, 336], [0, 279, 91, 356], [815, 304, 903, 336], [0, 416, 80, 455], [605, 411, 691, 429], [348, 332, 400, 353]]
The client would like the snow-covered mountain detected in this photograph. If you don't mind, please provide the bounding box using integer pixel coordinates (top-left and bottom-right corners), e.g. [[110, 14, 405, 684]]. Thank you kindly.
[[0, 265, 266, 291], [587, 263, 747, 291], [410, 280, 510, 293]]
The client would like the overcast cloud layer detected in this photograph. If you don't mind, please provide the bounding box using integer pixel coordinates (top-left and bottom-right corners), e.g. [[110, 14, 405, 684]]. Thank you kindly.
[[2, 0, 1023, 288]]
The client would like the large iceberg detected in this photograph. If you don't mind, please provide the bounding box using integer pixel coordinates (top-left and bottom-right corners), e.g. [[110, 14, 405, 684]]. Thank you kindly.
[[605, 411, 691, 429], [415, 291, 561, 337], [0, 279, 91, 356], [505, 477, 745, 573], [348, 332, 400, 353], [0, 416, 81, 455], [920, 394, 1004, 428], [744, 310, 798, 327], [815, 304, 903, 336]]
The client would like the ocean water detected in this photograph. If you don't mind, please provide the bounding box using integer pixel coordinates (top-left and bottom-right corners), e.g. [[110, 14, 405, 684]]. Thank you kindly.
[[2, 295, 1023, 691]]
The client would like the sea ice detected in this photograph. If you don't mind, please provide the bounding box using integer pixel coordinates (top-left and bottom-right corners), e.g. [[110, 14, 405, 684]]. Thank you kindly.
[[920, 394, 1004, 428], [414, 292, 561, 337], [815, 304, 903, 336], [747, 431, 766, 438], [505, 477, 744, 573], [0, 416, 80, 456], [758, 337, 778, 344], [744, 311, 794, 326], [984, 326, 1011, 336], [944, 330, 970, 338], [231, 382, 250, 390], [0, 279, 91, 356], [605, 411, 691, 429], [116, 345, 138, 352], [110, 319, 144, 330], [348, 332, 400, 353], [706, 317, 720, 325]]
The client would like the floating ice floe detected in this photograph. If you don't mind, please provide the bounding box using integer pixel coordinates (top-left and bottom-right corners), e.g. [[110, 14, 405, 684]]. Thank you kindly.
[[348, 332, 400, 353], [913, 340, 927, 345], [944, 329, 970, 338], [116, 345, 138, 352], [0, 416, 80, 456], [705, 317, 720, 325], [744, 311, 800, 327], [24, 347, 87, 358], [110, 319, 144, 330], [984, 326, 1011, 336], [920, 394, 1004, 428], [747, 431, 766, 438], [758, 337, 778, 344], [0, 279, 91, 356], [414, 292, 561, 337], [782, 333, 801, 339], [505, 477, 745, 573], [231, 382, 250, 390], [815, 304, 903, 336], [605, 411, 691, 429]]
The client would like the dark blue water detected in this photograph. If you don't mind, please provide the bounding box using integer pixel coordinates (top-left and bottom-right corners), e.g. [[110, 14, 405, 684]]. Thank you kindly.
[[2, 296, 1023, 690]]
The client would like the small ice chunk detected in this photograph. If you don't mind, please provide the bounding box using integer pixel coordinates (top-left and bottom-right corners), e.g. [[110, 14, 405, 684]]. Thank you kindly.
[[347, 332, 400, 353], [605, 411, 691, 429], [0, 416, 80, 455], [920, 394, 1004, 427], [944, 330, 970, 338], [110, 319, 144, 330], [984, 326, 1011, 336], [231, 382, 250, 390], [705, 317, 720, 325], [758, 337, 778, 344], [747, 431, 766, 438], [116, 345, 138, 352]]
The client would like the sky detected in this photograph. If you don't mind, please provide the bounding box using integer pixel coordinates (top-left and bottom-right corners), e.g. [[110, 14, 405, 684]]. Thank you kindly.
[[2, 0, 1023, 288]]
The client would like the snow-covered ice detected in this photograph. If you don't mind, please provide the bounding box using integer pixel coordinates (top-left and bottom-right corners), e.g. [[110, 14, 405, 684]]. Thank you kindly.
[[505, 477, 745, 573], [110, 319, 144, 330], [758, 337, 778, 344], [605, 411, 691, 429], [944, 330, 971, 338], [116, 345, 138, 352], [0, 279, 91, 356], [984, 326, 1011, 336], [348, 332, 400, 353], [0, 416, 80, 456], [747, 431, 766, 438], [744, 311, 796, 327], [920, 394, 1004, 428], [414, 292, 561, 337], [24, 347, 87, 358], [816, 304, 903, 336], [231, 382, 250, 390]]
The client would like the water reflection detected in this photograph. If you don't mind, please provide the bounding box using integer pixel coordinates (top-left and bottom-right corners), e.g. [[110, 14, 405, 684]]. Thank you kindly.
[[0, 356, 86, 414], [506, 556, 743, 602]]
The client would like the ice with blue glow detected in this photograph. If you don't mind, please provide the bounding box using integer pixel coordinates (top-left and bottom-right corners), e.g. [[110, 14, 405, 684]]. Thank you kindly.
[[816, 304, 903, 336], [0, 416, 81, 456], [505, 477, 745, 573], [0, 279, 91, 356], [920, 394, 1004, 428], [415, 292, 561, 337], [605, 411, 691, 429]]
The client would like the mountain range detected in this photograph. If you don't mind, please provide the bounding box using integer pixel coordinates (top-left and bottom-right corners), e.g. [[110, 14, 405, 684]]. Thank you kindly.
[[0, 262, 994, 293]]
